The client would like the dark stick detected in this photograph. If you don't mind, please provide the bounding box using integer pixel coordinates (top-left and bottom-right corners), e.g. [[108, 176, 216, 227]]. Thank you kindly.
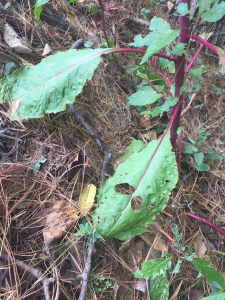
[[0, 133, 22, 142], [0, 52, 21, 69], [0, 253, 55, 300], [68, 104, 111, 185], [77, 242, 94, 300], [70, 38, 84, 50]]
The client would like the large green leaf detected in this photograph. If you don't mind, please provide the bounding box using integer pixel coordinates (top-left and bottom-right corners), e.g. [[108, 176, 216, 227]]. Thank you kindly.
[[201, 0, 225, 22], [0, 49, 111, 120], [193, 258, 225, 290], [135, 255, 172, 280], [198, 0, 214, 15], [92, 120, 178, 240], [149, 273, 169, 300], [131, 18, 179, 64]]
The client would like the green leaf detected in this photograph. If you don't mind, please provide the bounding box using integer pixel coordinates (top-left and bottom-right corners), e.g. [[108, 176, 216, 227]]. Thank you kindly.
[[149, 273, 169, 300], [5, 2, 10, 9], [201, 0, 225, 22], [0, 48, 111, 120], [4, 62, 14, 76], [180, 78, 187, 95], [170, 259, 182, 274], [33, 156, 47, 175], [34, 0, 50, 20], [132, 17, 180, 64], [92, 127, 178, 240], [177, 3, 191, 16], [84, 41, 94, 48], [200, 293, 225, 300], [69, 0, 78, 3], [159, 58, 175, 73], [196, 163, 210, 171], [171, 43, 187, 56], [198, 0, 214, 15], [194, 152, 204, 165], [135, 256, 172, 279], [183, 145, 198, 154], [161, 97, 179, 112], [193, 258, 225, 290], [188, 68, 203, 92], [118, 140, 146, 164], [127, 90, 163, 106]]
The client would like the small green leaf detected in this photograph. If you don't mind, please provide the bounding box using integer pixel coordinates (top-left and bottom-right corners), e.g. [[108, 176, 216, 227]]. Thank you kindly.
[[180, 78, 187, 95], [170, 259, 182, 274], [171, 43, 187, 56], [196, 163, 210, 171], [33, 156, 47, 175], [84, 41, 94, 48], [5, 2, 10, 8], [198, 0, 214, 15], [4, 62, 14, 76], [194, 152, 204, 165], [177, 3, 191, 16], [161, 97, 179, 112], [127, 90, 163, 106], [193, 258, 225, 290], [69, 0, 78, 3], [201, 0, 225, 22], [132, 17, 180, 64], [183, 145, 198, 154], [135, 256, 172, 279], [34, 0, 50, 20], [149, 273, 169, 300]]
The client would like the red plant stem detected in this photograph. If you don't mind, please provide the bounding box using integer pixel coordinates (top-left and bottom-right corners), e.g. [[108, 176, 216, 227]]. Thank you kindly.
[[185, 34, 210, 76], [139, 72, 166, 102], [97, 0, 110, 48], [110, 48, 175, 61], [177, 135, 182, 173], [105, 1, 125, 10], [150, 60, 172, 88], [170, 0, 191, 149], [188, 35, 220, 56], [185, 212, 225, 237]]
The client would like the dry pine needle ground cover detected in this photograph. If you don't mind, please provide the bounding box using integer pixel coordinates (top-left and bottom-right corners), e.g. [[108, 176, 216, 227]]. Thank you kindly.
[[0, 0, 225, 299]]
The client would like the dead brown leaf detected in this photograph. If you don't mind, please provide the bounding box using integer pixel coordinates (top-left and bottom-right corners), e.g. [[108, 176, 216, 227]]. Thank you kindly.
[[167, 1, 174, 12], [43, 201, 79, 247], [210, 171, 225, 179], [141, 233, 167, 252], [82, 80, 94, 103], [193, 233, 207, 258], [189, 289, 204, 300]]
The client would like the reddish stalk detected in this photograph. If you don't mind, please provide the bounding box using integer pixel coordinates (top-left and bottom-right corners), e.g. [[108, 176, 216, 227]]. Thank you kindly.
[[185, 212, 225, 238], [170, 0, 191, 149], [188, 35, 220, 56]]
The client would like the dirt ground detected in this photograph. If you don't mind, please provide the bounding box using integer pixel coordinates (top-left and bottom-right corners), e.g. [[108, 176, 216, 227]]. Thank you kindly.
[[0, 0, 225, 299]]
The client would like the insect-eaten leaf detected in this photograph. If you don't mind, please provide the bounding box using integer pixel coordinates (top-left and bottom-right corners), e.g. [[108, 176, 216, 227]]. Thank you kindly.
[[92, 128, 178, 240], [0, 48, 112, 120], [80, 184, 97, 216]]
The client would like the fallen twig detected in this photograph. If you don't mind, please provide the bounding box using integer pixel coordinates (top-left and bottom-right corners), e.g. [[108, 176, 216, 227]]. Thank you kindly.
[[68, 104, 111, 185], [0, 253, 55, 300], [77, 242, 94, 300], [181, 93, 196, 117], [0, 51, 21, 68]]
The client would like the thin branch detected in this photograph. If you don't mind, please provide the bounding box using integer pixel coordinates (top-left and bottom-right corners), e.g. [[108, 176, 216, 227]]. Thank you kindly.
[[139, 72, 166, 102], [68, 104, 111, 186], [180, 93, 196, 117], [77, 242, 94, 300], [185, 212, 225, 237], [150, 60, 172, 88], [0, 253, 54, 300], [0, 51, 21, 68], [105, 1, 125, 11]]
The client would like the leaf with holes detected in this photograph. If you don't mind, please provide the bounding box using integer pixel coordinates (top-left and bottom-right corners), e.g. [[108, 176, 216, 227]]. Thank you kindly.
[[0, 48, 112, 120], [92, 109, 179, 240]]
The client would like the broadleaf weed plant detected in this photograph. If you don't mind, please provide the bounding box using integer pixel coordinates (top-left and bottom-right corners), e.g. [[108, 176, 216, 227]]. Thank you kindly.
[[1, 0, 225, 298]]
